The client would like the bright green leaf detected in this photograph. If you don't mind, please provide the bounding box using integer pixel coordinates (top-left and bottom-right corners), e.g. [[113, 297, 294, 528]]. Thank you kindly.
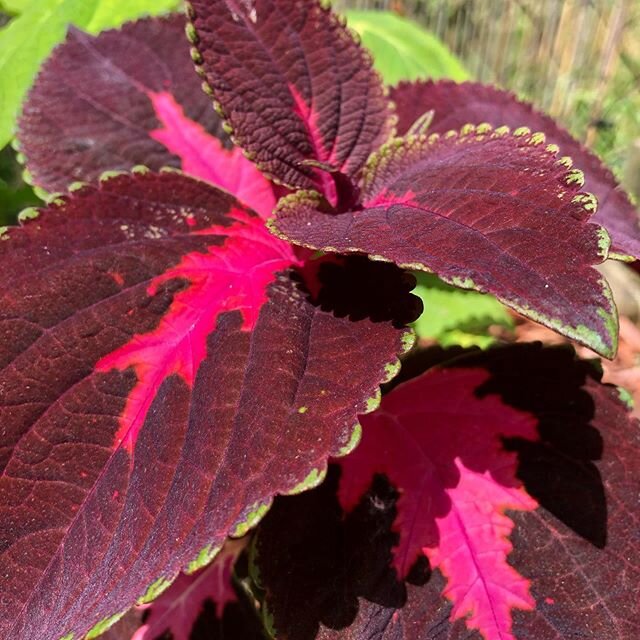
[[345, 10, 468, 85], [0, 0, 29, 13], [84, 0, 180, 33], [412, 273, 513, 348], [0, 0, 181, 150]]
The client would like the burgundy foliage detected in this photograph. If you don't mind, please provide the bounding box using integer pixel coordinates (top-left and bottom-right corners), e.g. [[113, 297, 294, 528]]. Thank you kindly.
[[3, 0, 640, 638], [188, 0, 393, 195], [17, 16, 232, 193], [255, 345, 640, 640], [272, 128, 616, 357], [390, 80, 640, 259], [0, 171, 416, 639]]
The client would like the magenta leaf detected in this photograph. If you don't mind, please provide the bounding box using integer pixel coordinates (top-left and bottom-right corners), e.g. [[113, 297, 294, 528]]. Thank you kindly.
[[187, 0, 393, 194], [133, 538, 247, 640], [272, 126, 617, 357], [391, 80, 640, 260], [254, 344, 640, 640], [17, 15, 275, 217], [147, 91, 276, 218], [0, 171, 417, 640], [338, 368, 538, 639]]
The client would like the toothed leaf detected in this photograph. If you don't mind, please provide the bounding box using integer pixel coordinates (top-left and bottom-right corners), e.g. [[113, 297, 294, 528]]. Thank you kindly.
[[0, 0, 181, 151], [272, 128, 617, 357], [188, 0, 393, 193], [133, 538, 247, 640], [391, 80, 640, 259], [254, 344, 640, 640], [18, 16, 275, 217], [0, 171, 416, 640]]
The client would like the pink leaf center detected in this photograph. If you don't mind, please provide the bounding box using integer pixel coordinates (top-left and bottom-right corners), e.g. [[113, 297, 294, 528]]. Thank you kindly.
[[338, 368, 540, 640], [96, 211, 298, 452], [148, 91, 276, 219]]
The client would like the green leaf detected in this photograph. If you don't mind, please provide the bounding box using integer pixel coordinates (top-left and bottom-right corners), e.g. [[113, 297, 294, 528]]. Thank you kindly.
[[412, 273, 513, 348], [0, 0, 29, 13], [345, 10, 469, 85], [0, 147, 37, 225], [0, 0, 181, 150], [83, 0, 181, 33]]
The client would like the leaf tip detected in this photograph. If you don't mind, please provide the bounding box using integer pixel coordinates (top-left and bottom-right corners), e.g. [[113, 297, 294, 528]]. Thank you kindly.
[[138, 575, 175, 605], [286, 467, 328, 495], [336, 423, 363, 458], [401, 328, 416, 353], [564, 168, 585, 188], [231, 500, 273, 537], [572, 192, 598, 214], [382, 359, 402, 383], [85, 611, 127, 639], [616, 386, 635, 410], [17, 207, 40, 223], [513, 126, 531, 137], [98, 169, 129, 183], [189, 45, 203, 64], [185, 21, 199, 45], [185, 544, 222, 575]]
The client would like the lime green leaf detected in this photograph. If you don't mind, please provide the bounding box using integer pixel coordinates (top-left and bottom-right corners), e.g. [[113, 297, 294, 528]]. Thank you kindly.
[[0, 0, 29, 13], [0, 0, 180, 150], [345, 10, 468, 85], [84, 0, 180, 33], [412, 273, 513, 348]]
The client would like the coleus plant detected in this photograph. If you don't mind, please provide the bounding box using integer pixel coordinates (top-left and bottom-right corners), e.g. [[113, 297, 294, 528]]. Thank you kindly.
[[1, 1, 639, 639]]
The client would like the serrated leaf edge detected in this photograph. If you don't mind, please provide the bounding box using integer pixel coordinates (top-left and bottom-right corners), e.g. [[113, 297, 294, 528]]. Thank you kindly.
[[38, 233, 413, 639], [270, 125, 618, 358], [185, 0, 396, 192]]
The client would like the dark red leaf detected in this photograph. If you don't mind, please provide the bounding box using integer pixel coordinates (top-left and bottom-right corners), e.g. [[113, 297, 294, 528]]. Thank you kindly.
[[338, 370, 537, 639], [254, 344, 640, 640], [391, 80, 640, 260], [0, 171, 416, 640], [17, 15, 275, 217], [187, 0, 393, 195], [272, 127, 617, 357]]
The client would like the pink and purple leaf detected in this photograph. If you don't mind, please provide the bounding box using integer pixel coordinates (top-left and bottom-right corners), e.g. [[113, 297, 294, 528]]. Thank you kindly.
[[0, 171, 417, 640], [254, 344, 640, 640]]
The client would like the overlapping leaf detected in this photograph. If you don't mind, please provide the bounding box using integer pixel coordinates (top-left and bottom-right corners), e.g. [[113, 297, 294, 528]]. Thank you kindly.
[[0, 0, 182, 151], [412, 273, 512, 348], [254, 344, 640, 640], [391, 80, 640, 259], [0, 171, 418, 640], [17, 15, 224, 188], [17, 15, 275, 216], [188, 0, 393, 195], [132, 538, 247, 640], [272, 126, 617, 357]]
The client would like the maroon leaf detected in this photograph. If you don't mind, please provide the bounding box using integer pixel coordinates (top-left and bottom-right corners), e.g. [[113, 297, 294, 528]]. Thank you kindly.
[[338, 370, 537, 639], [17, 15, 275, 217], [187, 0, 393, 195], [254, 344, 640, 640], [0, 171, 417, 640], [391, 80, 640, 259], [272, 126, 617, 357], [133, 538, 247, 640]]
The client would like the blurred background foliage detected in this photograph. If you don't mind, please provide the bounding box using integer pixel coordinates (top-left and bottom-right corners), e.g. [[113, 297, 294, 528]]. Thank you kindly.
[[338, 0, 640, 181], [0, 0, 638, 348]]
